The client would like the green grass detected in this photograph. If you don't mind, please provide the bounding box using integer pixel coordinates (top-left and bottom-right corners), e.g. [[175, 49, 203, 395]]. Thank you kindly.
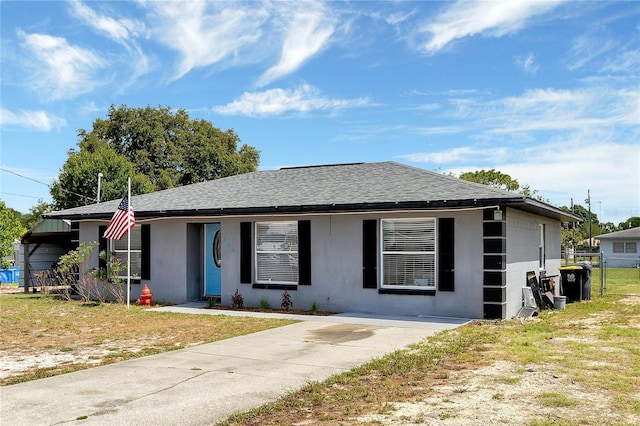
[[0, 293, 295, 386], [218, 292, 640, 426], [598, 266, 640, 295]]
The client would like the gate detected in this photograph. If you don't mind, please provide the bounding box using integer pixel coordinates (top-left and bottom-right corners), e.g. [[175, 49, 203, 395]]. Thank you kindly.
[[601, 255, 640, 296]]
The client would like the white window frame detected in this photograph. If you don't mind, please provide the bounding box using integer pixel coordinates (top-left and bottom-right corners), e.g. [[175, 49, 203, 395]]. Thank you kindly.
[[539, 224, 546, 269], [110, 226, 142, 280], [255, 221, 298, 285], [380, 218, 436, 290]]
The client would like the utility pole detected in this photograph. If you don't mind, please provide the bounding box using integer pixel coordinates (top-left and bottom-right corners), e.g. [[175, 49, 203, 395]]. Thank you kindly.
[[585, 190, 592, 253]]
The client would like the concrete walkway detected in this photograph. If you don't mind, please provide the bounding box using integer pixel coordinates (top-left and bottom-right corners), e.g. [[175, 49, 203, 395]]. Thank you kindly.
[[0, 305, 468, 426]]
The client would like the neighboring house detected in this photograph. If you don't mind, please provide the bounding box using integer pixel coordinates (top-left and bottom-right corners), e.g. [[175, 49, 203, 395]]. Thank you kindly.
[[45, 162, 579, 319], [595, 227, 640, 268], [20, 219, 77, 290]]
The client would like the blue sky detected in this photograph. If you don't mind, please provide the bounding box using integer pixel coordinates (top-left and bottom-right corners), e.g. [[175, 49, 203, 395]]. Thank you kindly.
[[1, 0, 638, 225]]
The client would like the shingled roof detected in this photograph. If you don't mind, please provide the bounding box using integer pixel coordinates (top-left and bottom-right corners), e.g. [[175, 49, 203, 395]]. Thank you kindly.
[[595, 227, 640, 240], [46, 162, 577, 221]]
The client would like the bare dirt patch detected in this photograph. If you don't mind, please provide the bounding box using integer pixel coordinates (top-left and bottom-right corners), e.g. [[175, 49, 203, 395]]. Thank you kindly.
[[355, 361, 628, 426], [0, 293, 294, 385], [222, 297, 640, 426]]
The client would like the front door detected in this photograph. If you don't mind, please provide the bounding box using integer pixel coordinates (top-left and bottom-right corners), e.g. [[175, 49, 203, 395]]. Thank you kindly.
[[205, 224, 221, 296]]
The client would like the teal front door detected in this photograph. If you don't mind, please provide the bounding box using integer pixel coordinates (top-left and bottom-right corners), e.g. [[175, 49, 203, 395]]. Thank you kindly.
[[205, 224, 221, 296]]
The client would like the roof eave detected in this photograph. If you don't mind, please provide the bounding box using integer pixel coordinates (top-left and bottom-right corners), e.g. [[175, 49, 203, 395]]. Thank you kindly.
[[44, 197, 578, 222], [45, 198, 522, 221], [510, 198, 583, 223]]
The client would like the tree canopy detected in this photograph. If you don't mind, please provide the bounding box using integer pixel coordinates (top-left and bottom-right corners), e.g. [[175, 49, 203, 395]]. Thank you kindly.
[[19, 200, 53, 231], [0, 200, 25, 269], [458, 169, 520, 192], [51, 143, 154, 210], [51, 105, 260, 209]]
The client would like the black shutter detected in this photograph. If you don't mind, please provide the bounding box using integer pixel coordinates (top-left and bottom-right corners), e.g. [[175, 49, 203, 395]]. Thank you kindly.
[[438, 218, 455, 291], [298, 220, 311, 285], [240, 222, 252, 284], [141, 224, 151, 280], [98, 226, 107, 271], [362, 219, 377, 289]]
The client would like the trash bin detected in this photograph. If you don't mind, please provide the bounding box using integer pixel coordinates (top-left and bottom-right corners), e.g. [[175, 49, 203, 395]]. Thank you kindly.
[[0, 267, 18, 283], [558, 263, 592, 302]]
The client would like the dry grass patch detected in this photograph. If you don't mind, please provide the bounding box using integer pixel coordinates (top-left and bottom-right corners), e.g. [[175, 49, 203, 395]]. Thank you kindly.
[[220, 296, 640, 426], [0, 293, 295, 385]]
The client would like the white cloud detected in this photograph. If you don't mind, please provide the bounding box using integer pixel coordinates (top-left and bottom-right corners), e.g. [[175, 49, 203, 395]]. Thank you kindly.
[[69, 0, 150, 82], [442, 86, 639, 137], [401, 136, 639, 223], [146, 2, 268, 80], [420, 0, 566, 53], [515, 52, 538, 75], [496, 137, 639, 221], [213, 84, 369, 117], [17, 30, 107, 100], [0, 108, 66, 131], [257, 1, 336, 87], [567, 32, 617, 71], [398, 146, 510, 164], [69, 0, 147, 44], [600, 48, 640, 74]]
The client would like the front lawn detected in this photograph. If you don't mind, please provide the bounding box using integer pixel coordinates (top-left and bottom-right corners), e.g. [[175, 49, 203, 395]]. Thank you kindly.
[[0, 293, 294, 386]]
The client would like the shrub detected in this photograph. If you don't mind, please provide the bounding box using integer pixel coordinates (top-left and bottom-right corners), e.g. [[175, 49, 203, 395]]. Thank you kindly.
[[231, 289, 244, 309], [310, 300, 318, 314], [281, 289, 293, 311], [258, 296, 270, 310]]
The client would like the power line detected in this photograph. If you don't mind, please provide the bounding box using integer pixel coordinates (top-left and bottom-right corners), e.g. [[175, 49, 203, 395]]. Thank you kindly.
[[0, 167, 97, 204], [0, 167, 50, 187], [0, 191, 45, 200]]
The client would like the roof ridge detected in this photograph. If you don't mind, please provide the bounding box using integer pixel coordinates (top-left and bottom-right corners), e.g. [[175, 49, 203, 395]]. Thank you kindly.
[[279, 162, 365, 170]]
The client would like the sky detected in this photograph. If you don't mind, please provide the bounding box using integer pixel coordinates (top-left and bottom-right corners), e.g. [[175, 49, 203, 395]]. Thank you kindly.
[[1, 0, 638, 226]]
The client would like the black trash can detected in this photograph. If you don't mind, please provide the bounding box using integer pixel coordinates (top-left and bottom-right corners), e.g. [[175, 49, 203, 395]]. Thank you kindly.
[[558, 263, 592, 302]]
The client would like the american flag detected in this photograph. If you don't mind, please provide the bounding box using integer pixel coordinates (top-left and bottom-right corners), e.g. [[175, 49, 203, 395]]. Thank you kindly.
[[103, 196, 135, 240]]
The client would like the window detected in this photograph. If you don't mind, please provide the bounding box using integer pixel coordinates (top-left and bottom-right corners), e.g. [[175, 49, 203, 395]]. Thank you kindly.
[[111, 226, 142, 280], [614, 241, 637, 253], [539, 224, 546, 268], [381, 218, 436, 289], [255, 222, 298, 284]]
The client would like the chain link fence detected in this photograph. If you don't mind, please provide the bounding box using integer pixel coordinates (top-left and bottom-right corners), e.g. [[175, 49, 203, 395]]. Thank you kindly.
[[560, 252, 640, 297], [601, 255, 640, 296]]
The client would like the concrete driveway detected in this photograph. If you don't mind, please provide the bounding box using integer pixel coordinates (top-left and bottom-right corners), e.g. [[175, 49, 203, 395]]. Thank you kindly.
[[0, 305, 468, 425]]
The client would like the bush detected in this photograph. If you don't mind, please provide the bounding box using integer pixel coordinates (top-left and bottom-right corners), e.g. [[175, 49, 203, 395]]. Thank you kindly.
[[259, 296, 270, 310], [231, 289, 244, 309], [281, 289, 293, 311]]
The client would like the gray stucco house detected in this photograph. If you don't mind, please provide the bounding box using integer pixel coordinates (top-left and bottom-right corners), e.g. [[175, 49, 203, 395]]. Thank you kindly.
[[46, 162, 578, 319], [595, 227, 640, 267]]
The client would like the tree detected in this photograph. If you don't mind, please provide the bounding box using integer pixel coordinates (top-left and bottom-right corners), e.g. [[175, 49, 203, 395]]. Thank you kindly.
[[0, 200, 25, 269], [458, 169, 548, 202], [78, 105, 260, 190], [618, 217, 640, 230], [20, 200, 53, 230], [51, 143, 154, 210], [458, 169, 520, 192]]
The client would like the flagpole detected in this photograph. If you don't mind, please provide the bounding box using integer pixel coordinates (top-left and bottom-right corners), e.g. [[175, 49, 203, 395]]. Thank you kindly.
[[127, 177, 131, 310]]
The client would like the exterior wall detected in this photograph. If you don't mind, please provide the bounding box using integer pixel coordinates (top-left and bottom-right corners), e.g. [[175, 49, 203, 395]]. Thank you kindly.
[[599, 239, 640, 267], [505, 208, 563, 318], [19, 244, 67, 287], [221, 210, 485, 319], [76, 207, 563, 319], [79, 220, 189, 303]]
